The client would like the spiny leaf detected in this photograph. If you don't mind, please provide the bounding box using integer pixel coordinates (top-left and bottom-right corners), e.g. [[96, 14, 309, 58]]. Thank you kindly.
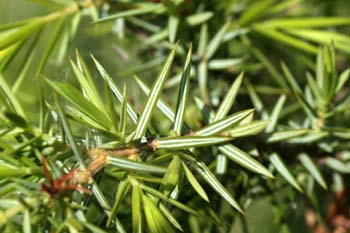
[[281, 62, 316, 119], [168, 15, 178, 43], [158, 202, 183, 232], [182, 161, 209, 202], [104, 80, 119, 133], [281, 62, 302, 93], [140, 184, 198, 215], [323, 44, 337, 101], [92, 55, 138, 124], [196, 109, 255, 136], [287, 131, 328, 143], [266, 95, 286, 133], [47, 80, 111, 129], [65, 105, 111, 132], [198, 60, 208, 103], [267, 129, 310, 143], [107, 179, 130, 227], [218, 144, 273, 178], [120, 83, 128, 139], [214, 72, 244, 121], [90, 184, 114, 218], [173, 44, 192, 135], [186, 12, 213, 26], [134, 44, 177, 139], [325, 158, 350, 174], [197, 23, 208, 55], [151, 136, 232, 150], [316, 47, 325, 94], [205, 22, 230, 59], [269, 153, 303, 192], [107, 157, 167, 174], [135, 76, 175, 123], [298, 153, 327, 189], [228, 120, 269, 138], [71, 60, 105, 111], [127, 16, 160, 33], [132, 185, 142, 233], [244, 79, 267, 118], [336, 68, 350, 92], [75, 51, 105, 110], [208, 58, 243, 70], [306, 72, 322, 103], [194, 162, 243, 213], [253, 26, 318, 53], [94, 4, 164, 24]]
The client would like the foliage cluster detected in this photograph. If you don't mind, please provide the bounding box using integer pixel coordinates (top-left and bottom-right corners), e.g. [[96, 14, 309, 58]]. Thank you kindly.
[[0, 0, 349, 232]]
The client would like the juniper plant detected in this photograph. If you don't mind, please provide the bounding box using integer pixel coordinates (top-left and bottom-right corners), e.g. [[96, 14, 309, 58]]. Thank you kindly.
[[0, 0, 349, 232]]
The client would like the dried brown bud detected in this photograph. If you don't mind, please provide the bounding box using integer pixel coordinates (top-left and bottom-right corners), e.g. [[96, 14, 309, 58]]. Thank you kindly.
[[73, 169, 91, 184]]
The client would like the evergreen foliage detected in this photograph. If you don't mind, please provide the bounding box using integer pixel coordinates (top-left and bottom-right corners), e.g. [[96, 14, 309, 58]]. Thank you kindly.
[[0, 0, 349, 232]]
